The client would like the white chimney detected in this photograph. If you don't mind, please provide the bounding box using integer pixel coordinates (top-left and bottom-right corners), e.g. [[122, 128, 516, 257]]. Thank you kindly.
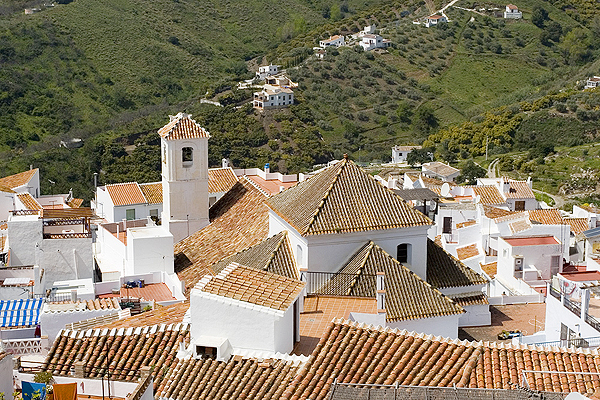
[[527, 176, 532, 189], [222, 158, 229, 168]]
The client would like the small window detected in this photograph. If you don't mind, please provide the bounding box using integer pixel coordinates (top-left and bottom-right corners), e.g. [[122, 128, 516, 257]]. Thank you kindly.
[[515, 201, 526, 211], [126, 209, 136, 221], [397, 243, 411, 264], [182, 147, 193, 167]]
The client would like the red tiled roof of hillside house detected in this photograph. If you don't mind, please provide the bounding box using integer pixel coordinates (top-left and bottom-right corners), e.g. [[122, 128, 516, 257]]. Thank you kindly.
[[267, 158, 431, 236], [208, 167, 238, 193], [316, 242, 463, 322], [105, 182, 147, 206], [139, 182, 163, 204], [507, 4, 518, 9], [0, 169, 37, 190], [565, 218, 589, 235], [456, 243, 479, 260], [195, 263, 304, 312], [505, 180, 535, 199], [210, 231, 298, 279], [17, 193, 42, 210], [43, 323, 189, 388], [156, 356, 304, 400], [158, 113, 210, 140], [504, 236, 559, 246], [528, 209, 563, 225], [280, 319, 600, 399], [174, 177, 270, 292], [96, 301, 189, 329], [472, 186, 505, 205], [428, 14, 443, 19], [426, 239, 487, 289], [98, 282, 175, 302]]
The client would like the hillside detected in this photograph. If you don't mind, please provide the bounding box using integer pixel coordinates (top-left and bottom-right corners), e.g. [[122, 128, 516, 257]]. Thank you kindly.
[[1, 0, 600, 201]]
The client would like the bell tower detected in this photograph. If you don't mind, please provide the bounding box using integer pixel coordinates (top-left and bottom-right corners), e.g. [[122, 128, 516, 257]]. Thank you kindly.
[[159, 112, 210, 242]]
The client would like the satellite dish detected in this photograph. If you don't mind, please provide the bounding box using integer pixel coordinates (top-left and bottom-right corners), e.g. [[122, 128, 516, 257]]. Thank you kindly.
[[441, 183, 450, 198]]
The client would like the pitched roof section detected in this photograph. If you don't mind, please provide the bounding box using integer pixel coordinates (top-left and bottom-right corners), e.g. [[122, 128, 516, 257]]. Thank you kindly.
[[392, 188, 439, 201], [565, 217, 589, 235], [318, 242, 463, 322], [282, 319, 600, 399], [481, 261, 497, 278], [208, 167, 238, 193], [96, 301, 189, 329], [139, 182, 163, 204], [196, 263, 304, 311], [174, 178, 270, 292], [482, 205, 516, 219], [17, 193, 42, 210], [473, 186, 505, 205], [267, 158, 431, 236], [210, 231, 298, 279], [0, 169, 37, 190], [528, 208, 563, 225], [427, 239, 488, 289], [506, 180, 535, 199], [158, 112, 210, 140], [43, 323, 189, 387], [106, 182, 147, 206], [156, 356, 303, 400], [456, 243, 480, 260]]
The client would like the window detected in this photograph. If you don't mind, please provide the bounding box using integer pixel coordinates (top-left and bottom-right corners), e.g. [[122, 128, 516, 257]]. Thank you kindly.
[[126, 209, 136, 221], [442, 217, 452, 234], [182, 147, 193, 167], [515, 201, 525, 211], [397, 243, 411, 264], [149, 209, 159, 223], [551, 255, 561, 276]]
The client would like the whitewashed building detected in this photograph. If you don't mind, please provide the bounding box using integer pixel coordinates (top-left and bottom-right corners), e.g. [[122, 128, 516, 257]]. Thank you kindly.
[[256, 64, 280, 80], [319, 35, 345, 48], [391, 145, 422, 163], [359, 34, 391, 51], [93, 182, 163, 223], [425, 15, 448, 27], [422, 162, 460, 182], [253, 85, 294, 110], [504, 4, 522, 18]]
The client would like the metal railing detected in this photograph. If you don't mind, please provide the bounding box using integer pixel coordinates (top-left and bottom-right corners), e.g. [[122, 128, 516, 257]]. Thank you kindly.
[[563, 296, 581, 316], [301, 270, 376, 297], [533, 336, 600, 349], [548, 286, 561, 300], [586, 313, 600, 332]]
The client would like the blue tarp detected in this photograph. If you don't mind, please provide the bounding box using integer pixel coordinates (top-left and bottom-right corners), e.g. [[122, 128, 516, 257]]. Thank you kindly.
[[22, 381, 46, 400], [0, 298, 43, 327]]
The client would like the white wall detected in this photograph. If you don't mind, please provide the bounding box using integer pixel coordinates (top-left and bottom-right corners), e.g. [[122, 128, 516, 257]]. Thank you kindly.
[[459, 304, 491, 327], [435, 206, 477, 237], [126, 228, 174, 276], [93, 186, 115, 221], [545, 294, 598, 342], [40, 238, 93, 284], [388, 314, 460, 338], [497, 238, 562, 283], [95, 224, 126, 279], [8, 217, 42, 266], [0, 354, 13, 400], [190, 290, 296, 354], [40, 308, 118, 342]]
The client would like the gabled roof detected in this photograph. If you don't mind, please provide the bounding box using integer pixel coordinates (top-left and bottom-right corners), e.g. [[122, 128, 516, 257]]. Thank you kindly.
[[17, 193, 42, 210], [317, 242, 463, 322], [210, 231, 298, 279], [481, 205, 516, 219], [505, 180, 535, 199], [96, 301, 189, 329], [0, 168, 37, 190], [195, 263, 305, 312], [422, 162, 459, 177], [174, 177, 270, 292], [139, 182, 163, 204], [427, 239, 488, 289], [392, 188, 438, 201], [564, 217, 589, 235], [43, 322, 189, 386], [158, 112, 210, 140], [67, 198, 84, 208], [472, 186, 505, 205], [208, 167, 238, 193], [456, 243, 480, 260], [156, 356, 303, 400], [480, 261, 497, 278], [281, 319, 600, 398], [105, 182, 147, 206], [528, 208, 563, 225], [267, 158, 431, 236]]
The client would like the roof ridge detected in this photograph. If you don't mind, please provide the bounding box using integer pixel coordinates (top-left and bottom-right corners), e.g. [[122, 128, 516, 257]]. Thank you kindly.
[[243, 174, 271, 197], [303, 159, 347, 235]]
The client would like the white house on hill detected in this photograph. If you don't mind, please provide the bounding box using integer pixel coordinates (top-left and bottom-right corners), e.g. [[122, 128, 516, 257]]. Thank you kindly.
[[319, 35, 345, 48], [585, 76, 600, 89], [425, 15, 447, 27], [391, 145, 422, 164], [504, 4, 522, 18]]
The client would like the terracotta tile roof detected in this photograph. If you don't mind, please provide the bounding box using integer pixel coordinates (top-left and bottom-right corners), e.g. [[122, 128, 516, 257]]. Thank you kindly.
[[174, 178, 270, 292], [509, 219, 532, 234], [98, 283, 175, 302], [195, 263, 304, 311], [139, 182, 163, 204], [577, 204, 600, 214], [105, 182, 146, 206], [422, 162, 459, 178], [393, 145, 421, 152], [156, 356, 303, 400], [565, 217, 589, 235], [451, 293, 489, 306], [96, 301, 189, 329], [208, 167, 238, 193], [67, 198, 84, 208], [41, 207, 95, 219], [427, 239, 487, 289], [17, 193, 42, 210], [158, 113, 210, 140], [505, 180, 535, 199], [473, 186, 505, 205], [495, 211, 528, 223], [46, 298, 120, 311], [0, 169, 37, 190], [481, 262, 497, 278], [43, 322, 189, 387], [456, 220, 477, 229], [317, 242, 463, 322], [246, 175, 298, 196], [528, 209, 563, 225], [267, 159, 431, 236], [211, 231, 298, 279], [482, 205, 515, 219], [282, 319, 600, 399], [456, 244, 480, 260]]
